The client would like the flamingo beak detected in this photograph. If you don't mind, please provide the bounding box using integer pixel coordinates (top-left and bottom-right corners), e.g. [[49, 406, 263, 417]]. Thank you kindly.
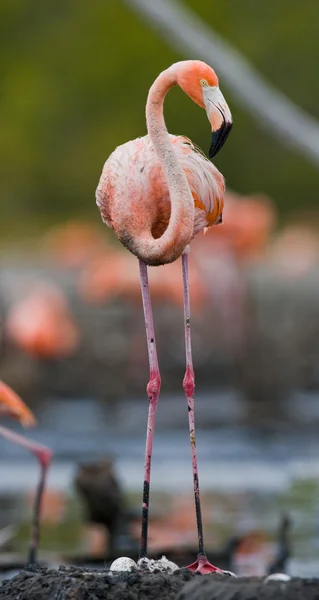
[[203, 86, 233, 158]]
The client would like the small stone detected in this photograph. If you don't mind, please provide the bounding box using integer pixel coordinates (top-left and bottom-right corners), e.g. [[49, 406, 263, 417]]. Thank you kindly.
[[155, 556, 179, 572], [137, 557, 155, 572], [110, 557, 138, 572], [264, 573, 291, 583], [137, 556, 179, 573]]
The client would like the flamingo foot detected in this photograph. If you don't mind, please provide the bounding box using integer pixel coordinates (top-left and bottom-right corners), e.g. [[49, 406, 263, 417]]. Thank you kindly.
[[185, 553, 224, 575]]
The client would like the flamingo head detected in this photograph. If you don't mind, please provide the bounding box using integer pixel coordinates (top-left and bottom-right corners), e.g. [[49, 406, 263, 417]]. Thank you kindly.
[[176, 60, 232, 158]]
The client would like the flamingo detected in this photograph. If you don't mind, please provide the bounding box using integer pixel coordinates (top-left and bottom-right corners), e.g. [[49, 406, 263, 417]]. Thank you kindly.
[[5, 283, 79, 359], [42, 220, 107, 269], [96, 60, 232, 574], [0, 380, 52, 563]]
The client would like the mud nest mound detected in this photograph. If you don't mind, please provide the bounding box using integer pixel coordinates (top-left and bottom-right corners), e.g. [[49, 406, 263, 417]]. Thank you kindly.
[[1, 565, 319, 600]]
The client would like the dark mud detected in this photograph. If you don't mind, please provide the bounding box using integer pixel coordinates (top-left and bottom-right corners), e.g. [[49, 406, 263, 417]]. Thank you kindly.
[[0, 565, 195, 600], [177, 575, 319, 600], [0, 565, 319, 600]]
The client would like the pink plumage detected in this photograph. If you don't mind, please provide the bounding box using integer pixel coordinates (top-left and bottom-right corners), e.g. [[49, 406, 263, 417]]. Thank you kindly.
[[96, 134, 225, 266]]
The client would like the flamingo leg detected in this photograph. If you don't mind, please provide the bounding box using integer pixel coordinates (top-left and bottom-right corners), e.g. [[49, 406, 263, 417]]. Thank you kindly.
[[181, 254, 223, 575], [138, 260, 161, 559], [27, 461, 49, 564], [0, 425, 52, 564]]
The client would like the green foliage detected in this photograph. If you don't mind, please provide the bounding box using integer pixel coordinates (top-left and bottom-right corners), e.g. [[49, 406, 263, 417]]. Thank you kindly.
[[0, 0, 318, 238]]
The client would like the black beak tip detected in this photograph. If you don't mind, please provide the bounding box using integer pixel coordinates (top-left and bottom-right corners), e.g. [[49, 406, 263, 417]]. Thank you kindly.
[[209, 121, 233, 159], [209, 139, 218, 159]]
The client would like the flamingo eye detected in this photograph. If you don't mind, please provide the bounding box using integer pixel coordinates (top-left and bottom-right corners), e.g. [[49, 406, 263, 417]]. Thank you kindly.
[[200, 79, 208, 87]]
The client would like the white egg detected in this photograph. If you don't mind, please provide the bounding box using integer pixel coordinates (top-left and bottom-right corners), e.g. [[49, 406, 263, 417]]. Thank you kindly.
[[110, 557, 138, 572]]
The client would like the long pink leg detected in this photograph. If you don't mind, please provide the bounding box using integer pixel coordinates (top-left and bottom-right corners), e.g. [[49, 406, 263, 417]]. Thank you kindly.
[[0, 424, 52, 564], [182, 254, 223, 575], [138, 259, 161, 559], [27, 450, 52, 564]]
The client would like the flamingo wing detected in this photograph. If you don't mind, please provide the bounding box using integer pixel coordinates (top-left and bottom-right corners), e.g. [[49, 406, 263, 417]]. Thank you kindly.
[[171, 135, 225, 234]]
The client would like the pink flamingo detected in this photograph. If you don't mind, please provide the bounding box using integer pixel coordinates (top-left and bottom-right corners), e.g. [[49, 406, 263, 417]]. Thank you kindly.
[[5, 283, 79, 359], [96, 60, 232, 574], [0, 380, 52, 563]]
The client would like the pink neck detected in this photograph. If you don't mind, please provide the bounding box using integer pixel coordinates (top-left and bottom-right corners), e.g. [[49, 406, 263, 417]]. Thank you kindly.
[[146, 67, 176, 152], [0, 425, 52, 468], [141, 66, 194, 264]]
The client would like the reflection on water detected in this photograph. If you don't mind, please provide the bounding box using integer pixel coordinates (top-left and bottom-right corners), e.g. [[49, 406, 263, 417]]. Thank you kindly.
[[1, 390, 319, 577]]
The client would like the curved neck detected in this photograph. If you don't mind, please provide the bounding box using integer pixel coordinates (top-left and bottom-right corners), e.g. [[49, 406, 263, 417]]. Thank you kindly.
[[146, 67, 176, 151], [143, 67, 194, 262], [146, 67, 192, 201]]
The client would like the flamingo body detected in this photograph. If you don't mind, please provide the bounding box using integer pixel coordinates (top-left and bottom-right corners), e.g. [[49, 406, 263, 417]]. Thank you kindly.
[[97, 135, 224, 266]]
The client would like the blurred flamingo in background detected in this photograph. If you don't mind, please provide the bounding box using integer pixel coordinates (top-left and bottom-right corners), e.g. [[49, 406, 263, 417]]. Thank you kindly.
[[267, 224, 319, 279], [79, 249, 207, 310], [5, 282, 79, 359], [96, 60, 232, 574], [191, 192, 277, 353], [42, 220, 107, 269], [214, 192, 276, 260], [0, 380, 52, 563], [191, 192, 277, 302]]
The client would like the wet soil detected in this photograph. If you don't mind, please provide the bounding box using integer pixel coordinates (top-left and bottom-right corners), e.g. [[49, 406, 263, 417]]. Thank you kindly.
[[177, 575, 319, 600], [0, 565, 319, 600]]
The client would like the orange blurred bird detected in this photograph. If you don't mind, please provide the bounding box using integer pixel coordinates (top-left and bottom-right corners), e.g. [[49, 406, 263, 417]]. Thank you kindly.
[[42, 220, 107, 269], [6, 283, 79, 359]]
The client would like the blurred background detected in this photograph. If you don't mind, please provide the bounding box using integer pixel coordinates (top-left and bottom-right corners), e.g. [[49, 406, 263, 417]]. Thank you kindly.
[[1, 0, 319, 578]]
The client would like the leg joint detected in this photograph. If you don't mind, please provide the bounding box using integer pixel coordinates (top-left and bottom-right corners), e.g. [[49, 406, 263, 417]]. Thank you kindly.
[[183, 368, 195, 398], [147, 373, 161, 399]]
